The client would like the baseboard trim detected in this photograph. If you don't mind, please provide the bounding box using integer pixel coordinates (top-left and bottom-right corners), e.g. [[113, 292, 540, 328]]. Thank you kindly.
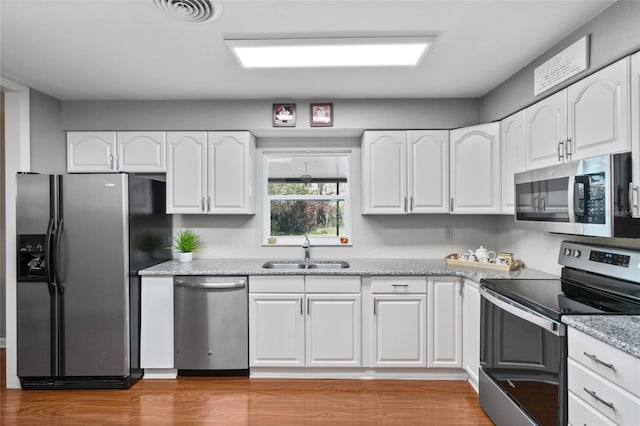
[[143, 368, 177, 379], [250, 367, 469, 380], [0, 337, 5, 348]]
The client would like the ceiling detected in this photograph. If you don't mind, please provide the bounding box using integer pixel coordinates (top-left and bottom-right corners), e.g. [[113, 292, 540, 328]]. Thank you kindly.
[[0, 0, 614, 101]]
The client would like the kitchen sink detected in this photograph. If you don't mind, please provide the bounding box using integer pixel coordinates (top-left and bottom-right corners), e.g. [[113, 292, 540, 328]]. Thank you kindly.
[[262, 260, 350, 269]]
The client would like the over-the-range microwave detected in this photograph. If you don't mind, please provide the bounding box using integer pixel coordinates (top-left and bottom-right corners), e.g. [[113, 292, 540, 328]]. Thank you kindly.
[[514, 152, 640, 238]]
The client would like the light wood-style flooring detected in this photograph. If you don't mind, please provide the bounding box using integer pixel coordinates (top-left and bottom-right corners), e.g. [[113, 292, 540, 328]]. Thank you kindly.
[[1, 350, 492, 425]]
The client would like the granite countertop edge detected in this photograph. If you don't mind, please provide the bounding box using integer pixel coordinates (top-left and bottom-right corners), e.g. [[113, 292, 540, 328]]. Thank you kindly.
[[562, 315, 640, 359], [139, 258, 557, 282]]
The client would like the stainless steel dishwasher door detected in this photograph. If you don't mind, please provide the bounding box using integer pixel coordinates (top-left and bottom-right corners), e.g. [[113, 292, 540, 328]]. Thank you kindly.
[[174, 276, 248, 370]]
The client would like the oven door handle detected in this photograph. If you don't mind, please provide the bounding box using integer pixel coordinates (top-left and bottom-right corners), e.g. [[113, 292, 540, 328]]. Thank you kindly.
[[480, 287, 564, 336]]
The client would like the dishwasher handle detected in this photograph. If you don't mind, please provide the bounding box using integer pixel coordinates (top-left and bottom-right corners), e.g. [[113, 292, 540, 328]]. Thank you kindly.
[[175, 278, 246, 290]]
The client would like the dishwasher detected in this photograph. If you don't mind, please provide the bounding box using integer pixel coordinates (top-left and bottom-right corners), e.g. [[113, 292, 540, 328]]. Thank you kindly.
[[174, 276, 248, 374]]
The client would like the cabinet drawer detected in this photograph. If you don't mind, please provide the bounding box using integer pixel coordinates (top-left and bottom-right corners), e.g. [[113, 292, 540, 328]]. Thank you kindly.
[[568, 328, 640, 397], [249, 276, 304, 293], [568, 390, 615, 426], [371, 276, 426, 293], [568, 358, 640, 425], [305, 276, 361, 293]]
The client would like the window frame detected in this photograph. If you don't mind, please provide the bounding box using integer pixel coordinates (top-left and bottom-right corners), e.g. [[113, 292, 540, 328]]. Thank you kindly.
[[262, 150, 352, 246]]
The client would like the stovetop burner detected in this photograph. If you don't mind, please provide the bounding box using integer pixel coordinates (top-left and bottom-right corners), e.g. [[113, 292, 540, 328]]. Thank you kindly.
[[480, 241, 640, 321]]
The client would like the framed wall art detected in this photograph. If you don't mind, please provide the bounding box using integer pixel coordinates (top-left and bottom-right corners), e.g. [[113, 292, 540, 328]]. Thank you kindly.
[[273, 103, 296, 127], [310, 103, 333, 127]]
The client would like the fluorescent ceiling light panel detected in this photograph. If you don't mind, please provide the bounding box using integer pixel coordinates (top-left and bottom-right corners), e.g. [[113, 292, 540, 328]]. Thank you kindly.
[[225, 37, 434, 68]]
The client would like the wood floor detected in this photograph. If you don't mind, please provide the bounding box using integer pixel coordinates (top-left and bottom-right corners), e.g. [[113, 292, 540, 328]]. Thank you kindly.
[[1, 350, 492, 425]]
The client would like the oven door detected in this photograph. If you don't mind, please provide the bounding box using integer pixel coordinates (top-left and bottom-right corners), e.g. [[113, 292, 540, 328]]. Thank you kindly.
[[479, 287, 566, 426]]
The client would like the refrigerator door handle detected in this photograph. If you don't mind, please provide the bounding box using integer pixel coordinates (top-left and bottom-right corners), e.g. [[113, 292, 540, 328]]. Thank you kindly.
[[54, 218, 65, 293], [44, 218, 56, 294]]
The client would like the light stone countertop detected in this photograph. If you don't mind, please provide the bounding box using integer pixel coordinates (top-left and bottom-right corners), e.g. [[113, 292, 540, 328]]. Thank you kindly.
[[139, 258, 557, 282], [562, 315, 640, 359]]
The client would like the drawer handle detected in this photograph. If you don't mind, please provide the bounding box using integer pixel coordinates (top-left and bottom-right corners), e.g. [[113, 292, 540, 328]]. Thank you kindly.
[[583, 387, 616, 411], [392, 284, 409, 288], [583, 352, 616, 371]]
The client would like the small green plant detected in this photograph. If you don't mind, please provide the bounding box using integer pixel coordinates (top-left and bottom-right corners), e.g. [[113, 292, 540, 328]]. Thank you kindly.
[[171, 229, 202, 253]]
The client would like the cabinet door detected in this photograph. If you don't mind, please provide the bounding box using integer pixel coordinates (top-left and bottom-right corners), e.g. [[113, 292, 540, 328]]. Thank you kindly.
[[305, 294, 361, 367], [524, 90, 567, 169], [117, 131, 166, 172], [371, 294, 426, 367], [207, 132, 256, 214], [249, 294, 305, 367], [140, 277, 174, 369], [500, 111, 525, 214], [361, 131, 407, 214], [407, 130, 449, 213], [568, 57, 630, 161], [166, 132, 207, 214], [67, 131, 116, 172], [462, 279, 481, 390], [427, 277, 462, 368], [632, 52, 640, 218], [450, 122, 501, 214]]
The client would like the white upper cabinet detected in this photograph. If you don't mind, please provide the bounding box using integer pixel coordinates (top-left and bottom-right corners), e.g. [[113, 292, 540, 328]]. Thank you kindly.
[[117, 132, 166, 172], [67, 131, 116, 172], [525, 57, 630, 170], [524, 90, 567, 169], [361, 131, 407, 214], [166, 132, 208, 214], [568, 57, 630, 161], [500, 110, 525, 214], [67, 131, 166, 173], [407, 130, 450, 213], [629, 51, 640, 218], [207, 132, 256, 214], [427, 277, 462, 368], [450, 122, 501, 214], [361, 130, 449, 214], [167, 131, 256, 214]]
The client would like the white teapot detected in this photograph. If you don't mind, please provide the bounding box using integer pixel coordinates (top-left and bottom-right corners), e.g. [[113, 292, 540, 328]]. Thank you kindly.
[[475, 246, 496, 263]]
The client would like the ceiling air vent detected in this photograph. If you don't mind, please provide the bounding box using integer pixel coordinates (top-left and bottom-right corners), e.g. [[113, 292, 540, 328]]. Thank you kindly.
[[153, 0, 222, 23]]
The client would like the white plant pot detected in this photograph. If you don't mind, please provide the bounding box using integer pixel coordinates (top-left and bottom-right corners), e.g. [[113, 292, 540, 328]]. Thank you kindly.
[[178, 252, 193, 263]]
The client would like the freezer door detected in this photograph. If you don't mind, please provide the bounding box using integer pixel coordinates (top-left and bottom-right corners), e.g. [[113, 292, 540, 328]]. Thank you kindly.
[[17, 281, 54, 377], [16, 174, 53, 234], [59, 174, 130, 377]]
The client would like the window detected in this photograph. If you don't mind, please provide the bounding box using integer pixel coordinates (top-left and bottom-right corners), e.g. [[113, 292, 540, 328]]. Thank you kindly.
[[264, 151, 351, 246]]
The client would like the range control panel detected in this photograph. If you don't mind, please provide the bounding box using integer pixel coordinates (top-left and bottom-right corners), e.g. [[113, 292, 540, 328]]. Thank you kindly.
[[559, 241, 640, 283]]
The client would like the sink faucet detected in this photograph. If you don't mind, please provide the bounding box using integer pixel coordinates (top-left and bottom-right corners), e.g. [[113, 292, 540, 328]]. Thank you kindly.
[[302, 235, 311, 262]]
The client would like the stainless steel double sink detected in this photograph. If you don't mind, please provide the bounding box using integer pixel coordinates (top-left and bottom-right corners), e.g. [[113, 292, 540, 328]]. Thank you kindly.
[[262, 260, 350, 270]]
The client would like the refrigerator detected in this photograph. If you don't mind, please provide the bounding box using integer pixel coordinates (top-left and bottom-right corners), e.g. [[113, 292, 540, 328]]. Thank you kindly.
[[16, 173, 172, 389]]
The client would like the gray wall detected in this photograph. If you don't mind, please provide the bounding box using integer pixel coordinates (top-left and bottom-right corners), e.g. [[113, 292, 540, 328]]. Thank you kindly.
[[60, 98, 480, 133], [30, 89, 65, 174], [480, 0, 640, 122]]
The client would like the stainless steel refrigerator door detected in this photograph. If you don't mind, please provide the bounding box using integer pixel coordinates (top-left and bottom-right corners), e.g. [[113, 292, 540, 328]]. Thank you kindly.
[[174, 277, 249, 370], [59, 174, 130, 377], [16, 174, 53, 234], [17, 281, 53, 377]]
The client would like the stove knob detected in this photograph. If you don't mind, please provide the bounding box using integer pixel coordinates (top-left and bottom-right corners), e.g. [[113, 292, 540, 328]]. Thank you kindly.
[[573, 250, 581, 258], [563, 248, 572, 256]]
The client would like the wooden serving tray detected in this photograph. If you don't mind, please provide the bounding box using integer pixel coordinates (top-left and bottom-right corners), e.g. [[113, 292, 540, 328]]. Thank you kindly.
[[445, 254, 522, 271]]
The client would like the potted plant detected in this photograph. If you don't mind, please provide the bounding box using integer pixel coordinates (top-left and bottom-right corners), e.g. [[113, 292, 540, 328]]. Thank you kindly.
[[171, 229, 202, 263]]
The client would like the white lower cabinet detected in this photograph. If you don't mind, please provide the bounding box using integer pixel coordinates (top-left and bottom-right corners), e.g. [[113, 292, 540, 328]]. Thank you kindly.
[[249, 292, 306, 367], [427, 277, 462, 368], [249, 276, 361, 368], [567, 328, 640, 426], [462, 279, 481, 390], [306, 294, 361, 367], [140, 276, 176, 378], [371, 277, 427, 367]]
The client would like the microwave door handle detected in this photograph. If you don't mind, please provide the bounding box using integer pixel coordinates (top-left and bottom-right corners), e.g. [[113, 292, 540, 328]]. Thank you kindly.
[[480, 287, 563, 336], [573, 179, 585, 221]]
